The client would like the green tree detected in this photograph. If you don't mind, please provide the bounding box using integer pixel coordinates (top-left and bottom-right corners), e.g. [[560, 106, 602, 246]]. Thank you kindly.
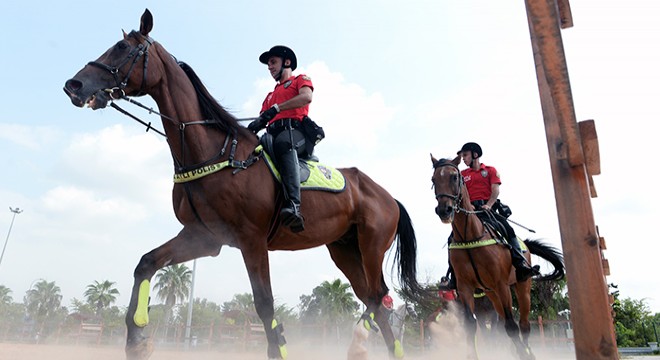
[[299, 279, 359, 340], [613, 296, 652, 347], [84, 280, 120, 316], [0, 285, 12, 306], [154, 264, 192, 308], [528, 278, 569, 320], [222, 293, 256, 324], [24, 280, 65, 339], [154, 264, 192, 338]]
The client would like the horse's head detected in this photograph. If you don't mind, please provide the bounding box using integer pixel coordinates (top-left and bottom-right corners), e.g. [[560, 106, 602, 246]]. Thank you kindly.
[[430, 154, 463, 223], [64, 9, 158, 109]]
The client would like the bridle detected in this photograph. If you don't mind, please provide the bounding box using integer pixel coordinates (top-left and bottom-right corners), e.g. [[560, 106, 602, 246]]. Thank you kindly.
[[433, 161, 463, 211], [83, 32, 250, 175], [87, 31, 153, 99]]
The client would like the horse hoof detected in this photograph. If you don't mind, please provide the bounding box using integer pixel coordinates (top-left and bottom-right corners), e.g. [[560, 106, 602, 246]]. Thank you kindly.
[[126, 339, 154, 360]]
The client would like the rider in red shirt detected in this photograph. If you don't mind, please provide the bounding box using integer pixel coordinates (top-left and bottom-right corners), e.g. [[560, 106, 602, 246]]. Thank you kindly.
[[248, 46, 313, 233], [441, 142, 539, 290]]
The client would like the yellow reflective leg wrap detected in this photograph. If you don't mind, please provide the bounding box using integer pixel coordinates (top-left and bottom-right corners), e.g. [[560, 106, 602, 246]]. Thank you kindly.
[[363, 312, 375, 331], [271, 319, 288, 359], [133, 280, 150, 327], [473, 333, 480, 360], [394, 339, 404, 358]]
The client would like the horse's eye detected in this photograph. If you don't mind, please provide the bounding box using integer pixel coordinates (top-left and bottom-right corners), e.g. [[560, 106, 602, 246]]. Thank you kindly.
[[115, 41, 129, 50]]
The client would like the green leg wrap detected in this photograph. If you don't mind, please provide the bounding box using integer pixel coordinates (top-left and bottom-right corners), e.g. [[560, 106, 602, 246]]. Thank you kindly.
[[271, 319, 288, 359], [362, 312, 378, 332], [394, 339, 404, 358], [133, 279, 150, 327]]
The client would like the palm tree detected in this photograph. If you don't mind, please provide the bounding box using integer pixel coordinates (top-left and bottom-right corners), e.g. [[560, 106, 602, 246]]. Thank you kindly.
[[299, 279, 359, 340], [154, 263, 192, 337], [314, 279, 359, 323], [0, 285, 12, 306], [24, 280, 63, 339], [84, 280, 120, 316], [222, 293, 257, 324], [0, 285, 13, 319]]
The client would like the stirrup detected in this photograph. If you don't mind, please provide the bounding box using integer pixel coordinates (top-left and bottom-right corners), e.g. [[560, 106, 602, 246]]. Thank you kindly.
[[280, 205, 304, 232]]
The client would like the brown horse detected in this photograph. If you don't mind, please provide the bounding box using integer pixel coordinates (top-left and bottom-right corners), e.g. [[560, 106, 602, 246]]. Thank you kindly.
[[430, 155, 564, 360], [63, 9, 427, 360]]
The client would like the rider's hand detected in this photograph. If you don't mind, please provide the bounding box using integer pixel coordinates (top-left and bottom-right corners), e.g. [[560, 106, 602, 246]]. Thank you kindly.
[[481, 204, 491, 211], [247, 118, 265, 133], [260, 104, 280, 123]]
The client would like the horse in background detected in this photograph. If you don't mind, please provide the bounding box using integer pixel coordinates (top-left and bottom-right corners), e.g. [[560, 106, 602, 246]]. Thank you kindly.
[[390, 303, 417, 343], [62, 8, 430, 360], [430, 155, 564, 360]]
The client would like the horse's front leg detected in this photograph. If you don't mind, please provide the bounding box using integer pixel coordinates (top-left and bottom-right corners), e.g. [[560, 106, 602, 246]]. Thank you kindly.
[[242, 248, 285, 359], [125, 227, 220, 360]]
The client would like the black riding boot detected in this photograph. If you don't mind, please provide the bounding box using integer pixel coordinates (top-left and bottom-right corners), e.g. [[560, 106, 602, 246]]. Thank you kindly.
[[279, 149, 304, 232], [508, 236, 540, 282]]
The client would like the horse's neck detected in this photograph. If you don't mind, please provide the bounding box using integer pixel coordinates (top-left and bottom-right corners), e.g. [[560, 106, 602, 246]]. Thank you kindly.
[[149, 45, 230, 164], [452, 186, 486, 242]]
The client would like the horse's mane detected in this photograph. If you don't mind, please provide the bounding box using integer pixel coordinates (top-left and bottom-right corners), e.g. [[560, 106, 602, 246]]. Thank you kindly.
[[177, 61, 242, 135]]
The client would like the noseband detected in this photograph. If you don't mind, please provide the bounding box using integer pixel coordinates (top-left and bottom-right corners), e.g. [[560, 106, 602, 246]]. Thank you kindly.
[[432, 160, 463, 204], [87, 31, 153, 98]]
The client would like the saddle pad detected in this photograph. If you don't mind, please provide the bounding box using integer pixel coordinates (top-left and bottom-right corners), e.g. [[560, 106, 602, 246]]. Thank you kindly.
[[260, 148, 346, 193]]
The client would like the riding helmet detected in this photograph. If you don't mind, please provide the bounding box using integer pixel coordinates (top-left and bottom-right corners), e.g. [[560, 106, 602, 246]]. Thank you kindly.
[[457, 142, 483, 157], [259, 45, 297, 71]]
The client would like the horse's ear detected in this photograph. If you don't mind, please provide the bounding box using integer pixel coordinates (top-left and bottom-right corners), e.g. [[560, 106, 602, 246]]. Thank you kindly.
[[140, 9, 153, 37], [452, 155, 461, 166], [122, 29, 128, 39], [430, 153, 438, 166]]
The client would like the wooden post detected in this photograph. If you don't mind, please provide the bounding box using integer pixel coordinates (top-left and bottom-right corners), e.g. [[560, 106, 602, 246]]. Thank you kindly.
[[524, 0, 618, 358]]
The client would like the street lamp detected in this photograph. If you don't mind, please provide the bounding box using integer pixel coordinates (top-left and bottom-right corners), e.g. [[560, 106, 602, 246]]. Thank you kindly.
[[184, 259, 197, 349], [0, 207, 23, 270]]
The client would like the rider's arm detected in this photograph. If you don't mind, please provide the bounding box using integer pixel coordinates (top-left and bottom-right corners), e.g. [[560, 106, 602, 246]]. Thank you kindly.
[[485, 183, 500, 210], [276, 86, 312, 111]]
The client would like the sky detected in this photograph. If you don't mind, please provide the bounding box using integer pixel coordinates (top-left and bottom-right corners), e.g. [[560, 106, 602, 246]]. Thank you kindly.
[[1, 0, 659, 319]]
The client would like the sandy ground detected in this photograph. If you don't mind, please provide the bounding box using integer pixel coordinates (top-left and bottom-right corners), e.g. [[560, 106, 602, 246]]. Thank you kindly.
[[0, 311, 652, 360], [0, 342, 575, 360]]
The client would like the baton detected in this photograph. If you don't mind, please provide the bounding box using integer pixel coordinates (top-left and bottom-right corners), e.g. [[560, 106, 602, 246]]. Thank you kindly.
[[237, 117, 258, 122], [507, 218, 536, 233]]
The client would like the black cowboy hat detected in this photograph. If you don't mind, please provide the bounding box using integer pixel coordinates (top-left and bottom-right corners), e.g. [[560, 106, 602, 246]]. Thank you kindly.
[[259, 45, 297, 71], [457, 142, 483, 157]]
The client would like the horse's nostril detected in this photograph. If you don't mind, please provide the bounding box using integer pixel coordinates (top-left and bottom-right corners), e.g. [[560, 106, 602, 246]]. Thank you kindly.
[[65, 79, 82, 92]]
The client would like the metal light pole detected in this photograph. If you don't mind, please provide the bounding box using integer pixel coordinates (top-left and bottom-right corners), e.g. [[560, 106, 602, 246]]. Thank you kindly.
[[0, 207, 23, 270], [184, 259, 197, 349]]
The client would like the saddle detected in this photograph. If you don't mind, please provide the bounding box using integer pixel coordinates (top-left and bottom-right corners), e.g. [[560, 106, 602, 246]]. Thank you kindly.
[[258, 135, 345, 192]]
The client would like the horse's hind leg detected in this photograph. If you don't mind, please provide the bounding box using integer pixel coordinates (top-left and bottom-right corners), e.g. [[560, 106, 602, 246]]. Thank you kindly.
[[515, 280, 534, 356], [494, 283, 534, 360], [326, 238, 399, 357], [125, 226, 221, 360]]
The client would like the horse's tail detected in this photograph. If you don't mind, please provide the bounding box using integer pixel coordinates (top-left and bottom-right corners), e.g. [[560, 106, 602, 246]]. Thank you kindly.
[[394, 200, 433, 306], [524, 238, 565, 281]]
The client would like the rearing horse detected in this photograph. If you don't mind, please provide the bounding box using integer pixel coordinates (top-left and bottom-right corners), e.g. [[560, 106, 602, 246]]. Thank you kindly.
[[430, 155, 564, 360], [63, 9, 427, 360]]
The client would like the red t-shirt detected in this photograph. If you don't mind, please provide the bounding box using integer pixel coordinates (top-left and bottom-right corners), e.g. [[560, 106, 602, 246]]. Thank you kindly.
[[438, 290, 456, 301], [261, 74, 314, 125], [461, 164, 501, 202]]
